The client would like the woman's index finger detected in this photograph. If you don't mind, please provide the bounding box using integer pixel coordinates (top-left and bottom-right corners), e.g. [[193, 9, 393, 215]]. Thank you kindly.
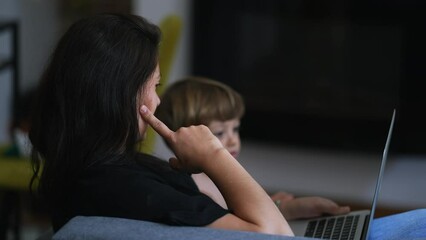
[[140, 105, 174, 140]]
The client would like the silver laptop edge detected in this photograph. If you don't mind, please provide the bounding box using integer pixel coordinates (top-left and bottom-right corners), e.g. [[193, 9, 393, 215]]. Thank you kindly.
[[289, 109, 396, 240], [363, 109, 395, 240]]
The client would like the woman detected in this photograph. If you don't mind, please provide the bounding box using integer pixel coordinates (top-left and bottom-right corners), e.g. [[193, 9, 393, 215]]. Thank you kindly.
[[29, 13, 293, 236]]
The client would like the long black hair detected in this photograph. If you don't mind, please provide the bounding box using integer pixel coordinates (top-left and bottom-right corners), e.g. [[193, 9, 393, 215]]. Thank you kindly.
[[29, 13, 161, 204]]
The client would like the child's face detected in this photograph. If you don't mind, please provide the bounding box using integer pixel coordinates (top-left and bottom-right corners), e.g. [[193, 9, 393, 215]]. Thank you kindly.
[[207, 118, 241, 158]]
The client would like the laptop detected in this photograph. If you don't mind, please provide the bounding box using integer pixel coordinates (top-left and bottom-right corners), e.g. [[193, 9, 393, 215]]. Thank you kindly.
[[288, 109, 396, 240]]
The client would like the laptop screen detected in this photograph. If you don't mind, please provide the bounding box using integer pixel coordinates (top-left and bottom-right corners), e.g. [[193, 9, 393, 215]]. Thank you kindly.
[[364, 109, 396, 239]]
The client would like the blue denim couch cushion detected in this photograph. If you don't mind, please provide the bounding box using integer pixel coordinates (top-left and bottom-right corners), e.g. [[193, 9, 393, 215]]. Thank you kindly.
[[53, 216, 312, 240]]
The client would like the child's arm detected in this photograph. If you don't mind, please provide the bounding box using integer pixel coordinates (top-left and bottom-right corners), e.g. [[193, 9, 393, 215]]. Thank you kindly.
[[276, 196, 350, 220]]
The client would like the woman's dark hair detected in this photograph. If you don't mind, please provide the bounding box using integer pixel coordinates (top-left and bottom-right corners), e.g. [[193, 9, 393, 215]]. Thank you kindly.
[[29, 13, 161, 204]]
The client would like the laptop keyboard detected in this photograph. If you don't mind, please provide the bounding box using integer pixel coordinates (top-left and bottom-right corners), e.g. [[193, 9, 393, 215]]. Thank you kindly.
[[304, 215, 359, 240]]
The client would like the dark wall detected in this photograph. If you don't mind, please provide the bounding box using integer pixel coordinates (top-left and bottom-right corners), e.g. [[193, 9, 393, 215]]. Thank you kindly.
[[192, 0, 426, 154]]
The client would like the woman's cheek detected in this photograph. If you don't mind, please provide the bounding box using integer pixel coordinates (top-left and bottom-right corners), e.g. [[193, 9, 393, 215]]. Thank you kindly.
[[137, 107, 148, 140]]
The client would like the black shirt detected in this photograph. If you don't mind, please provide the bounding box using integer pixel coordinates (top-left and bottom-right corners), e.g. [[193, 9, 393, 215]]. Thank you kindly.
[[52, 153, 229, 231]]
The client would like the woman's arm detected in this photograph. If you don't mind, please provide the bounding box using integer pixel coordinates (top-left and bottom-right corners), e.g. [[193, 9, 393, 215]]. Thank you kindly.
[[201, 148, 293, 235], [140, 105, 293, 236], [193, 173, 350, 221], [192, 173, 228, 209]]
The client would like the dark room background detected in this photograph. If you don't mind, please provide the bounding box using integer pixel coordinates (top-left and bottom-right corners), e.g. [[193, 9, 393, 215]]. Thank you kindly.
[[192, 0, 426, 155]]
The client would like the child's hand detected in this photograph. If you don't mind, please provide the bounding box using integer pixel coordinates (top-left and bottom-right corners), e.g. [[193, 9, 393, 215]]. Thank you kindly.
[[271, 192, 295, 207], [279, 196, 351, 220], [140, 105, 225, 173]]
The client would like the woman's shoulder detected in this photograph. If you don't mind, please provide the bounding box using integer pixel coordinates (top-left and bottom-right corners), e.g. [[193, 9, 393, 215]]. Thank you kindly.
[[87, 152, 169, 172], [134, 153, 198, 190], [81, 152, 194, 188], [134, 152, 172, 171]]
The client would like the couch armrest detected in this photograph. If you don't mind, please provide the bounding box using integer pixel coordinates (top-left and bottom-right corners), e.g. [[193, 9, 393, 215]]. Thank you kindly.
[[53, 216, 311, 240]]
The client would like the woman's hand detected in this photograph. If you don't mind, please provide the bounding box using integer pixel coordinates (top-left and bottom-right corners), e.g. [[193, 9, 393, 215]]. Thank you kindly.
[[278, 196, 350, 220], [140, 105, 224, 173]]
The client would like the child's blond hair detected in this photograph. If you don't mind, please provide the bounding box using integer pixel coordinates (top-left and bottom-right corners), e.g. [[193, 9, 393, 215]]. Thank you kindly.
[[156, 76, 245, 131]]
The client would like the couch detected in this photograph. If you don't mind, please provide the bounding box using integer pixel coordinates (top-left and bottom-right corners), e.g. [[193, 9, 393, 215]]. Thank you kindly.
[[50, 209, 426, 240], [52, 216, 311, 240]]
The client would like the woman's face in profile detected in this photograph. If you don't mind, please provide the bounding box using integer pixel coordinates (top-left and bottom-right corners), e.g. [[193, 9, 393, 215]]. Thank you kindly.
[[137, 64, 161, 139]]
